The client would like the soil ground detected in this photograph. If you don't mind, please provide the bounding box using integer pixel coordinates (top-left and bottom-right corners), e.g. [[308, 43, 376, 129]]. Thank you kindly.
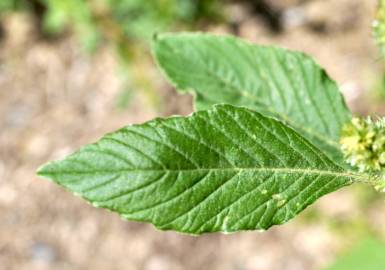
[[1, 1, 385, 269]]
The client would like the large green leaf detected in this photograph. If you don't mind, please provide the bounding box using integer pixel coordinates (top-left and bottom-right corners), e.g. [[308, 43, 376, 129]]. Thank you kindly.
[[153, 33, 352, 163], [38, 105, 363, 234]]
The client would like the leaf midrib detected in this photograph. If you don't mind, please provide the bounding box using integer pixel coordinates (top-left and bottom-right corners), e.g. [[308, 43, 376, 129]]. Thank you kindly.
[[39, 166, 364, 180]]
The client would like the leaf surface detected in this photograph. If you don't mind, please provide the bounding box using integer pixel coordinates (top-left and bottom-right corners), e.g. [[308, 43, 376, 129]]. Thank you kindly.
[[153, 33, 352, 163], [38, 105, 361, 234]]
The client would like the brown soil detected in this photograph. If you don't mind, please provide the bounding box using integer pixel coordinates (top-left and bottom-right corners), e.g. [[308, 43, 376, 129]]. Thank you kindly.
[[1, 1, 384, 269]]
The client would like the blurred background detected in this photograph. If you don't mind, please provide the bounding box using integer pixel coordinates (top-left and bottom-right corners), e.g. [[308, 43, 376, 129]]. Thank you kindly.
[[1, 0, 385, 269]]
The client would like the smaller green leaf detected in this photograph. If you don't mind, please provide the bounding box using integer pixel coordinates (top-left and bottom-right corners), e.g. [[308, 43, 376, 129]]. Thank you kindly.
[[152, 33, 352, 164], [38, 105, 364, 235]]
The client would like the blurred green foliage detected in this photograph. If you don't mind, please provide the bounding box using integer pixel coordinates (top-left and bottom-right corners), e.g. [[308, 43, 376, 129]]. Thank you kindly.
[[39, 0, 223, 52], [325, 236, 385, 270], [371, 1, 385, 103], [106, 0, 221, 41], [374, 0, 385, 57], [42, 0, 100, 52], [0, 0, 29, 12], [1, 0, 222, 41], [0, 0, 224, 109]]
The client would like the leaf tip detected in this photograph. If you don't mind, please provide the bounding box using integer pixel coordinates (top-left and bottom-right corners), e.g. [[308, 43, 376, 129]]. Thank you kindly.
[[151, 32, 171, 45], [36, 161, 56, 181], [36, 164, 47, 177]]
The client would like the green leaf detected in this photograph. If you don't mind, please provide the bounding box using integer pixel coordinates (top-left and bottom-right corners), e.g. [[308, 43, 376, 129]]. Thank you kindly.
[[153, 33, 352, 163], [38, 105, 363, 235]]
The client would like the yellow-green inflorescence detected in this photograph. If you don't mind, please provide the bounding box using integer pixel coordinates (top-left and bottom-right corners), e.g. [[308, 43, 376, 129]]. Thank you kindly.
[[340, 117, 385, 192]]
